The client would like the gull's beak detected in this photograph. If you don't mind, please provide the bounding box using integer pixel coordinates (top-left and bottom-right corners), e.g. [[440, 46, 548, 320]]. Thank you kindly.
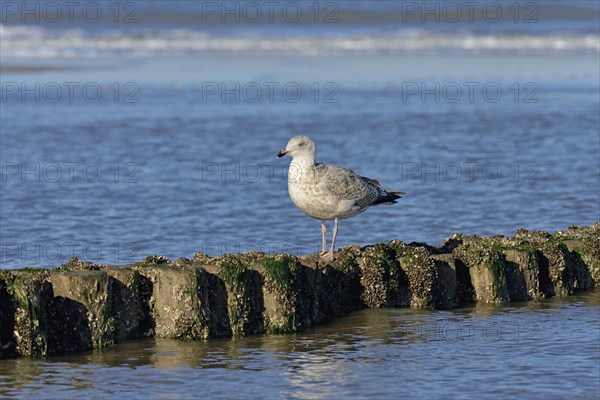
[[277, 148, 288, 158]]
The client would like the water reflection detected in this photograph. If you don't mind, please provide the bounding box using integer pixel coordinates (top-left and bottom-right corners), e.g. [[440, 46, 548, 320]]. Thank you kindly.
[[1, 290, 598, 399]]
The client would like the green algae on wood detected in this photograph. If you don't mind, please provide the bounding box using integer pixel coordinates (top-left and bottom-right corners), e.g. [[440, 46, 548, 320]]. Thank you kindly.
[[216, 255, 264, 336], [49, 270, 116, 349], [320, 245, 364, 317], [104, 267, 146, 341], [504, 247, 545, 301], [0, 270, 52, 357], [196, 267, 231, 338], [135, 265, 209, 340], [430, 253, 459, 309], [516, 223, 598, 295], [390, 241, 439, 309], [296, 245, 364, 325], [562, 238, 600, 287], [261, 256, 294, 291], [1, 222, 598, 360], [554, 222, 599, 288], [259, 255, 300, 334], [452, 240, 509, 304], [522, 237, 582, 297], [358, 243, 407, 308]]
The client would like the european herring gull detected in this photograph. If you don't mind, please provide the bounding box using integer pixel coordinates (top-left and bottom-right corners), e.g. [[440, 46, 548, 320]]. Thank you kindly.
[[277, 135, 404, 262]]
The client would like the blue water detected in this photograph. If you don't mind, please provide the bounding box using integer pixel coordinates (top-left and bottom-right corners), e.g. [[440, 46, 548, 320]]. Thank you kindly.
[[1, 0, 599, 60], [1, 1, 599, 398], [0, 290, 599, 399], [1, 52, 598, 267], [1, 1, 599, 268]]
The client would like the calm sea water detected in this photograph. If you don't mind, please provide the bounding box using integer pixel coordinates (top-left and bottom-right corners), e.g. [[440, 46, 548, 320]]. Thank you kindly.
[[1, 0, 599, 268], [1, 289, 598, 399], [1, 54, 598, 267], [1, 1, 599, 398]]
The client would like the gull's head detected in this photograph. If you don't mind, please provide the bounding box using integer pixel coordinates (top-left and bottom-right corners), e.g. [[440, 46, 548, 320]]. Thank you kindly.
[[277, 135, 316, 159]]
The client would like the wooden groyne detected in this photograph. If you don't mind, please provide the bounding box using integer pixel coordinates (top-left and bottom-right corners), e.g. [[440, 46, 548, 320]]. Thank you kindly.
[[1, 223, 598, 358]]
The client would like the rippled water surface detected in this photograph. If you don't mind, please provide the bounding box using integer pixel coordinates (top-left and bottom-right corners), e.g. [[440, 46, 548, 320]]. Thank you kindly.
[[1, 2, 599, 399], [1, 54, 599, 267], [1, 0, 600, 269], [1, 290, 598, 399]]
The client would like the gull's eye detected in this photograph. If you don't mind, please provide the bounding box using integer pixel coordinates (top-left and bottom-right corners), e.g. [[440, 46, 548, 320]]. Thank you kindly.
[[299, 142, 304, 147]]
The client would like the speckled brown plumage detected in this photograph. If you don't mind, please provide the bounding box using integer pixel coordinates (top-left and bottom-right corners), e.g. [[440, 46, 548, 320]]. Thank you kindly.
[[277, 135, 404, 262]]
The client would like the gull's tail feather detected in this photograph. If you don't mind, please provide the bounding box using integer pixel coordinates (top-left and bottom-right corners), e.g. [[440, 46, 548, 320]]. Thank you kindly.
[[387, 190, 405, 197], [371, 189, 405, 206]]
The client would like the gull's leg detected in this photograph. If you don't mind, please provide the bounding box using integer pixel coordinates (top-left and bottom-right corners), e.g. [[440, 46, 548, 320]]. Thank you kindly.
[[321, 218, 338, 262], [319, 221, 328, 256]]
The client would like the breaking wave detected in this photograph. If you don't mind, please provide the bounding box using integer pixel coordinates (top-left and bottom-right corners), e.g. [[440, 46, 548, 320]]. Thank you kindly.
[[1, 24, 597, 58]]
